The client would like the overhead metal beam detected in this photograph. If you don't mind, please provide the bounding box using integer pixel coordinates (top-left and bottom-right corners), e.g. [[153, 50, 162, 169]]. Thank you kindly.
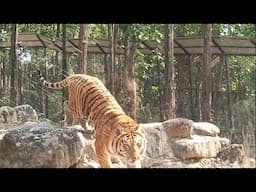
[[174, 39, 190, 55], [212, 37, 225, 54]]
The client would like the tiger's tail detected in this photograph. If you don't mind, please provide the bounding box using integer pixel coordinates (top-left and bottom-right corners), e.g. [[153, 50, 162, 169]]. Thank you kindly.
[[38, 70, 69, 89]]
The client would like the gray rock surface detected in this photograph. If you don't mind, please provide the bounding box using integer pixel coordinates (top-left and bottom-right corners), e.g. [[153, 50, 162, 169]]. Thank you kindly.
[[192, 122, 220, 137], [163, 118, 193, 138], [140, 122, 173, 159], [170, 135, 223, 160], [0, 122, 86, 168]]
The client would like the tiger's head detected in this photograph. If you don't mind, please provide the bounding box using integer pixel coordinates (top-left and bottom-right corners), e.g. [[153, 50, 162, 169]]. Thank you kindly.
[[113, 116, 146, 168]]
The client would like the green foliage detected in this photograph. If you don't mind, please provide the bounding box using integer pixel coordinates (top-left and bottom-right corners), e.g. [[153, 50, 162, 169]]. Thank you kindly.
[[119, 24, 164, 46], [7, 106, 15, 114], [0, 97, 9, 107], [229, 56, 255, 95], [228, 24, 256, 37], [0, 28, 8, 42], [89, 24, 108, 39], [183, 24, 202, 36], [212, 24, 228, 36], [0, 23, 255, 124], [136, 47, 165, 112], [0, 28, 8, 59]]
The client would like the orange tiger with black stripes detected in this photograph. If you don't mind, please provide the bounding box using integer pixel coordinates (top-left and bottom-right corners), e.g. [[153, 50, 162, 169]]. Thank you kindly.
[[40, 74, 146, 168]]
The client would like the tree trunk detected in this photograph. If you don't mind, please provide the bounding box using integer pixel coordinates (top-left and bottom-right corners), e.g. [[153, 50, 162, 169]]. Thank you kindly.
[[163, 24, 176, 120], [124, 41, 136, 119], [54, 24, 61, 78], [195, 56, 201, 121], [104, 54, 108, 84], [188, 55, 194, 120], [157, 57, 164, 121], [201, 24, 212, 122], [107, 24, 115, 95], [62, 24, 69, 101], [0, 48, 5, 99], [212, 55, 224, 121], [224, 56, 234, 131], [175, 24, 186, 119], [43, 49, 49, 118], [16, 59, 23, 105], [3, 49, 6, 97], [78, 24, 89, 74], [10, 24, 18, 107], [175, 55, 186, 118], [52, 24, 61, 121], [113, 25, 118, 91]]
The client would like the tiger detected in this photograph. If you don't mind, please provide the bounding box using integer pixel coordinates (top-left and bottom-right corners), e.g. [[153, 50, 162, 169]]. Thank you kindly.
[[40, 73, 146, 168]]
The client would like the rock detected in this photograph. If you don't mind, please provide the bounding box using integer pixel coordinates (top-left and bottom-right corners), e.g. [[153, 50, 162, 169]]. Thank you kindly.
[[192, 122, 220, 137], [70, 125, 99, 168], [139, 122, 173, 159], [170, 135, 223, 160], [0, 106, 17, 124], [162, 118, 193, 138], [142, 156, 186, 168], [231, 132, 244, 144], [0, 129, 7, 146], [217, 144, 245, 163], [218, 137, 230, 148], [247, 158, 255, 168], [0, 119, 252, 168], [14, 104, 38, 123], [0, 122, 86, 168]]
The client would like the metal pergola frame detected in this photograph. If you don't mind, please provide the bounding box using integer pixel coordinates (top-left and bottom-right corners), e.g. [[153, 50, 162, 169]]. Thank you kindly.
[[0, 32, 255, 56]]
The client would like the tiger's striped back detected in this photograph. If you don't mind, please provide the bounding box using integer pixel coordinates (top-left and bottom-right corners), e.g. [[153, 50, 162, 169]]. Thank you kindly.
[[40, 74, 146, 168]]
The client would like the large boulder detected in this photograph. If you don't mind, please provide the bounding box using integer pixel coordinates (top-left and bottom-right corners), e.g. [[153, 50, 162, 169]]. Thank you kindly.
[[67, 125, 99, 168], [0, 122, 86, 168], [192, 122, 220, 137], [217, 144, 245, 163], [14, 104, 38, 123], [162, 118, 193, 138], [0, 119, 253, 168], [139, 122, 173, 159], [170, 135, 228, 160], [0, 106, 17, 124]]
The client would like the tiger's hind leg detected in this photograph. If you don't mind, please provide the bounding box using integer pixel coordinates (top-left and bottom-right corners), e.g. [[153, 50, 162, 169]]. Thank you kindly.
[[80, 118, 95, 135], [62, 100, 79, 127]]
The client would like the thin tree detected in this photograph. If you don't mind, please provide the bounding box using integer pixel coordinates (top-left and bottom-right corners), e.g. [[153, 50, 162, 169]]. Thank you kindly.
[[62, 24, 69, 102], [2, 25, 7, 95], [10, 24, 18, 106], [124, 40, 137, 120], [54, 24, 61, 77], [163, 24, 176, 120], [78, 24, 89, 74], [201, 24, 212, 121], [175, 24, 186, 118], [16, 51, 23, 105], [43, 48, 48, 117], [107, 24, 115, 95], [0, 24, 7, 99]]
